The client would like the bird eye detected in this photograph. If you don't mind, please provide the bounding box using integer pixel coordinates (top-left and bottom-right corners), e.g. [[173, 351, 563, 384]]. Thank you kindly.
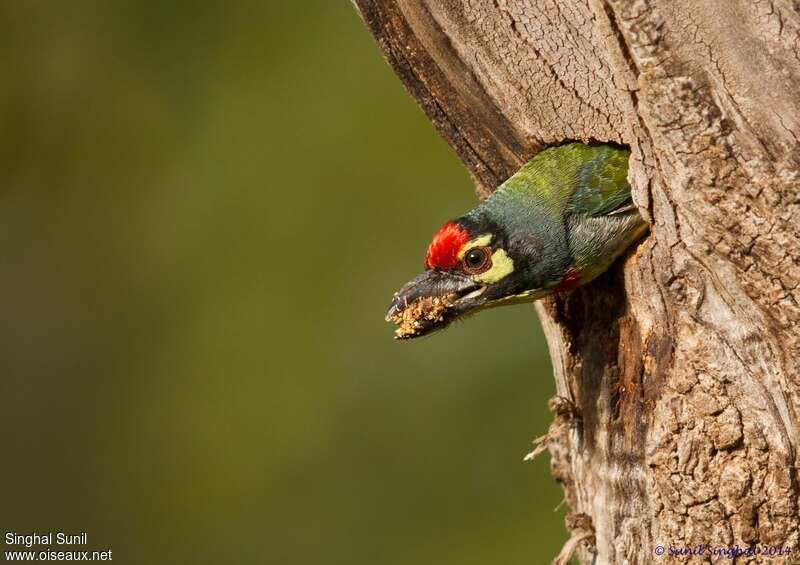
[[463, 247, 492, 274]]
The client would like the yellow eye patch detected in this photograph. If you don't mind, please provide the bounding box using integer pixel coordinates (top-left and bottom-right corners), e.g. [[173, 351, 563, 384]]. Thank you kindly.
[[474, 248, 514, 283], [457, 234, 492, 259], [457, 233, 514, 284]]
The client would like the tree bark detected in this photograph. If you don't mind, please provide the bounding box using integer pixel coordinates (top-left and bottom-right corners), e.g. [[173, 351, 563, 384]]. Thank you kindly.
[[353, 1, 800, 563]]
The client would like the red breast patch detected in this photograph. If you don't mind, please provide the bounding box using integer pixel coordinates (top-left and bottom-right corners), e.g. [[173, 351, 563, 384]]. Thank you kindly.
[[425, 222, 470, 269], [553, 267, 581, 293]]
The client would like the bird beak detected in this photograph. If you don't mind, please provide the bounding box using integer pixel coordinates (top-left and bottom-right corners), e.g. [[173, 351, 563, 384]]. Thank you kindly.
[[385, 270, 487, 339]]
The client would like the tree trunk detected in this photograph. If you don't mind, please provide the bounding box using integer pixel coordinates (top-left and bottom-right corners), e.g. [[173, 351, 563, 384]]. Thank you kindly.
[[354, 0, 800, 563]]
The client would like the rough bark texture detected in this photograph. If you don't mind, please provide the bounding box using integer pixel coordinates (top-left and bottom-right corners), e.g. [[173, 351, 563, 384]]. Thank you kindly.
[[353, 1, 800, 563]]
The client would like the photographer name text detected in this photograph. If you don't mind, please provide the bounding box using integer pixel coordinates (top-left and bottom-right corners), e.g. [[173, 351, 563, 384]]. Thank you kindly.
[[6, 532, 88, 548]]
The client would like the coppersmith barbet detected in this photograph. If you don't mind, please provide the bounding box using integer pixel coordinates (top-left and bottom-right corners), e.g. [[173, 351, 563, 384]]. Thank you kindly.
[[386, 142, 648, 339]]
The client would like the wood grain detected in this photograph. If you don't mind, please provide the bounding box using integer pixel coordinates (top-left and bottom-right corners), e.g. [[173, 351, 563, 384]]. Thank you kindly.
[[354, 0, 800, 562]]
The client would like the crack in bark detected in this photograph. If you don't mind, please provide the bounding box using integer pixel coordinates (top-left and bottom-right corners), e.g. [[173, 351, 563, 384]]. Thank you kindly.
[[353, 0, 800, 561]]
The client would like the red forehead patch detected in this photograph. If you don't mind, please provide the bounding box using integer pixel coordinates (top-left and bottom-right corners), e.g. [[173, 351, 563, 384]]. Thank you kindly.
[[425, 222, 470, 269]]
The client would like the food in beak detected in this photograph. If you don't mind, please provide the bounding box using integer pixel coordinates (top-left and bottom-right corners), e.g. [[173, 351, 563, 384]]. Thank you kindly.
[[388, 294, 458, 339]]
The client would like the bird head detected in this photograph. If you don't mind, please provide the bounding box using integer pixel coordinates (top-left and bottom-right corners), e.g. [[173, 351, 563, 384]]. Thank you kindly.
[[384, 143, 646, 339], [385, 209, 573, 339]]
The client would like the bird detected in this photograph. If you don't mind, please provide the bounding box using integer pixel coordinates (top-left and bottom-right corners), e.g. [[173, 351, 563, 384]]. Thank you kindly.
[[385, 142, 648, 339]]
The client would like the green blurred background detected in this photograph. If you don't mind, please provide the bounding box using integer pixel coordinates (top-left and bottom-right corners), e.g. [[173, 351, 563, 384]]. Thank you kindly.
[[0, 2, 564, 563]]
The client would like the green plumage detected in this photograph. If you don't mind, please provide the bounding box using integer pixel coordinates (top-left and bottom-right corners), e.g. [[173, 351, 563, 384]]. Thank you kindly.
[[470, 142, 646, 289], [491, 143, 633, 217], [386, 142, 649, 339]]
